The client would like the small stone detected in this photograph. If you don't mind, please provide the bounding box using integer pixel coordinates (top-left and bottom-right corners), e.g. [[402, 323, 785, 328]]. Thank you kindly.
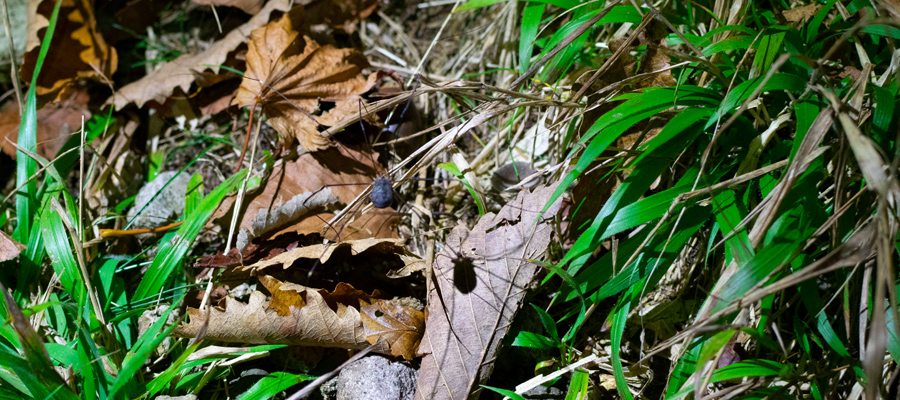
[[336, 355, 417, 400], [127, 171, 190, 231]]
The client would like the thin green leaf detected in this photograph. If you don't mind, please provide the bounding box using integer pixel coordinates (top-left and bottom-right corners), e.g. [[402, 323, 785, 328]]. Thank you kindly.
[[134, 169, 247, 302], [481, 385, 527, 400], [109, 296, 184, 399], [610, 291, 633, 400], [706, 73, 806, 129], [39, 199, 82, 301], [14, 0, 64, 243], [519, 3, 545, 74], [565, 368, 589, 400], [0, 281, 78, 400], [437, 162, 485, 215], [751, 28, 787, 77], [530, 303, 559, 344], [237, 371, 316, 400]]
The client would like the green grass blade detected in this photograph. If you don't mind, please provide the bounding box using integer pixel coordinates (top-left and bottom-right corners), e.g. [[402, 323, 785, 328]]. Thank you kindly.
[[133, 169, 247, 302], [541, 87, 718, 225], [13, 0, 63, 243], [0, 282, 78, 400], [236, 371, 316, 400], [561, 108, 710, 269], [437, 162, 485, 215], [565, 368, 588, 400], [706, 73, 806, 130], [751, 28, 787, 77], [39, 198, 83, 302], [108, 295, 184, 399], [610, 291, 633, 400], [519, 3, 544, 74]]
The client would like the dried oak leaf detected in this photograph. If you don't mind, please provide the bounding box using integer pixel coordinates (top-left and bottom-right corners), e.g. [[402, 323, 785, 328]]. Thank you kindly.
[[415, 183, 562, 400], [0, 231, 25, 262], [108, 0, 294, 109], [22, 0, 117, 103], [213, 144, 399, 247], [238, 237, 425, 275], [232, 12, 377, 152], [192, 0, 265, 14], [175, 276, 424, 360], [0, 89, 91, 159]]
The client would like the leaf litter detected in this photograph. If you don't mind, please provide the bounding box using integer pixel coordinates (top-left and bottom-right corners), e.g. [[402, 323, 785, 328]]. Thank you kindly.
[[5, 0, 577, 396]]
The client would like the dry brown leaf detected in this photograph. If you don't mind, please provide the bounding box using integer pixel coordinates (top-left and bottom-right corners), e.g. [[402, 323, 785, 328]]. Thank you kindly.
[[0, 231, 25, 262], [213, 144, 398, 246], [175, 276, 424, 360], [108, 0, 294, 109], [192, 0, 264, 14], [232, 12, 377, 152], [22, 0, 117, 103], [636, 20, 677, 88], [0, 90, 91, 159], [783, 3, 821, 23], [239, 237, 425, 275], [415, 183, 562, 400]]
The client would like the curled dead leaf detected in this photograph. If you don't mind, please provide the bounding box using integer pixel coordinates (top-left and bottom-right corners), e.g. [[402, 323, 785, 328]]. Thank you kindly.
[[232, 12, 377, 152], [213, 144, 398, 246], [22, 0, 117, 103], [175, 276, 423, 360]]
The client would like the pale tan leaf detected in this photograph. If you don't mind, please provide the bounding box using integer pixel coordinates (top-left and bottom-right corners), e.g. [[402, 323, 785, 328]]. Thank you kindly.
[[174, 277, 423, 360], [238, 238, 424, 275], [108, 0, 294, 109], [232, 12, 377, 151], [782, 3, 821, 23], [0, 231, 25, 263], [415, 183, 562, 400]]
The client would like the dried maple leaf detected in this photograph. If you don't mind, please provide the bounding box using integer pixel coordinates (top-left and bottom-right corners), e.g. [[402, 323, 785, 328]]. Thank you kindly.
[[0, 89, 91, 159], [232, 12, 377, 152], [108, 0, 293, 109], [175, 276, 424, 360], [22, 0, 117, 103], [415, 183, 562, 400]]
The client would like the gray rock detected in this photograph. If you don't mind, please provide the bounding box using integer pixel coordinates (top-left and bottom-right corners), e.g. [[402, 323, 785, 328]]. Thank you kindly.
[[335, 355, 417, 400], [127, 171, 190, 230], [522, 384, 566, 399]]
